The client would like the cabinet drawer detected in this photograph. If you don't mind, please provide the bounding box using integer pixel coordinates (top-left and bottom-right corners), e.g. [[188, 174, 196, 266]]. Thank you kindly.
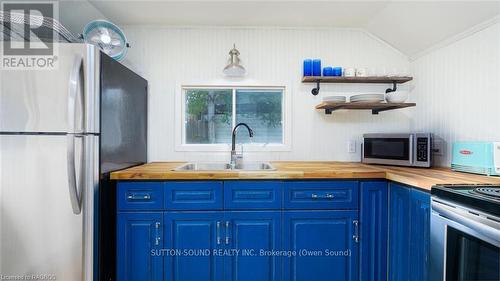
[[165, 181, 223, 210], [284, 181, 358, 209], [117, 182, 164, 211], [224, 181, 282, 209]]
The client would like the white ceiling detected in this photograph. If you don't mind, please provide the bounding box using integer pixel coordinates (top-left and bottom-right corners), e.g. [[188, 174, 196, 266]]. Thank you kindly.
[[88, 0, 500, 57]]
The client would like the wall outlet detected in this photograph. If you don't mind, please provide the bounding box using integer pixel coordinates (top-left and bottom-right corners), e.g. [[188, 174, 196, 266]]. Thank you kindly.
[[348, 140, 356, 153], [432, 139, 445, 156]]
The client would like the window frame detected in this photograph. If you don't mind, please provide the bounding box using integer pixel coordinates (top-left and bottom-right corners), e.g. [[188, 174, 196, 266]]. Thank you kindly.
[[175, 85, 291, 152]]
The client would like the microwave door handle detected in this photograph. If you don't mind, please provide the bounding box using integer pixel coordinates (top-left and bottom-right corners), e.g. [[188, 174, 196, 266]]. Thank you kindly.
[[409, 135, 414, 164], [67, 55, 84, 215]]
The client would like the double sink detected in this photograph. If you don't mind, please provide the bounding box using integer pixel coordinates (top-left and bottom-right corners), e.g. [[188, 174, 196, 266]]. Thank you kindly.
[[174, 162, 276, 171], [175, 123, 276, 171]]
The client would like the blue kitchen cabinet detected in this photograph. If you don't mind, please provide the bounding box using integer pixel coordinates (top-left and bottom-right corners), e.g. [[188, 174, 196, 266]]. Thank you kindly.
[[283, 210, 360, 281], [117, 180, 376, 281], [409, 188, 431, 281], [117, 212, 163, 281], [388, 183, 431, 281], [224, 181, 282, 210], [388, 183, 411, 281], [224, 211, 282, 281], [165, 181, 223, 210], [164, 211, 281, 281], [164, 212, 224, 281], [360, 181, 388, 281]]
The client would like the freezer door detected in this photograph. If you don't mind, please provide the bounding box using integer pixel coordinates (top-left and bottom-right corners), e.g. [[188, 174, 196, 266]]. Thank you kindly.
[[0, 43, 99, 134], [0, 134, 98, 281]]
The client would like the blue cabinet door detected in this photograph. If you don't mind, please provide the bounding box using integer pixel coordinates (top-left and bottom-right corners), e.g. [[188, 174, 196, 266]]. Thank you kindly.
[[165, 181, 223, 210], [284, 181, 359, 210], [224, 181, 283, 210], [224, 211, 282, 281], [284, 211, 359, 281], [388, 183, 411, 281], [164, 212, 224, 281], [360, 181, 388, 281], [117, 212, 163, 281], [409, 189, 431, 281]]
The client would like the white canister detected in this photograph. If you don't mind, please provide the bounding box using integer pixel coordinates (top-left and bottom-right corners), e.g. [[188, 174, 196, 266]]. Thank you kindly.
[[355, 68, 367, 77], [344, 67, 355, 77]]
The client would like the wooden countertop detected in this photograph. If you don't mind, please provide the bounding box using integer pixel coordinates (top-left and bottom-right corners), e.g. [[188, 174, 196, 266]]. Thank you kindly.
[[110, 161, 500, 191]]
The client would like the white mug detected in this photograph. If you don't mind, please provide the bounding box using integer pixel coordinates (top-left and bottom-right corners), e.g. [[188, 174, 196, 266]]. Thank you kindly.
[[355, 68, 367, 77], [344, 67, 355, 77]]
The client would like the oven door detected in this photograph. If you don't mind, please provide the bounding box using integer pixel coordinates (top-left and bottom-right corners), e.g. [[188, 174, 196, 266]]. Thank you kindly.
[[431, 199, 500, 281], [362, 134, 413, 166]]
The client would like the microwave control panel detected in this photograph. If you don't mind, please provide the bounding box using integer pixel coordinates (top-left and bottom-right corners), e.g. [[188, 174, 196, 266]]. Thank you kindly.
[[416, 137, 429, 162]]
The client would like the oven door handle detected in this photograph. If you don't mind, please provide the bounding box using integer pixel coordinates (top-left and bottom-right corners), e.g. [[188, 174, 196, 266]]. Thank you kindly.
[[432, 201, 500, 245]]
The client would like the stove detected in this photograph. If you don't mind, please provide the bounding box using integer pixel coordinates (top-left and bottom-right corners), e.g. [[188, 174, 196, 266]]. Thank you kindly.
[[472, 186, 500, 198], [430, 184, 500, 281], [431, 184, 500, 217]]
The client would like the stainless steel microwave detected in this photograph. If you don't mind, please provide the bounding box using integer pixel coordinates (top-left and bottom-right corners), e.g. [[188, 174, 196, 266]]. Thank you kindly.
[[362, 133, 432, 167]]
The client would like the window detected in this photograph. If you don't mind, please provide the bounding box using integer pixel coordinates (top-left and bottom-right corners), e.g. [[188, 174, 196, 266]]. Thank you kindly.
[[179, 86, 288, 151]]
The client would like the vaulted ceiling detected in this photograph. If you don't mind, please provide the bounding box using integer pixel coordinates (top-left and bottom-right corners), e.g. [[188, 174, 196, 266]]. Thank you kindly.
[[88, 0, 500, 58]]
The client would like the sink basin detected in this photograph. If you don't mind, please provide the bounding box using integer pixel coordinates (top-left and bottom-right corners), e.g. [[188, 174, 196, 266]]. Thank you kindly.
[[233, 162, 276, 171], [174, 162, 231, 171], [173, 162, 276, 171]]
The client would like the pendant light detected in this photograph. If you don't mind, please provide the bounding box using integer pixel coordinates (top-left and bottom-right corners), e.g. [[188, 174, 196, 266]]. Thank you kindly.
[[223, 44, 246, 77]]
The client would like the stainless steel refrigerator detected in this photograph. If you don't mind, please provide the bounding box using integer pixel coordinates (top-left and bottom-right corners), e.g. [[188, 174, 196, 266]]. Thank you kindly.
[[0, 43, 148, 281]]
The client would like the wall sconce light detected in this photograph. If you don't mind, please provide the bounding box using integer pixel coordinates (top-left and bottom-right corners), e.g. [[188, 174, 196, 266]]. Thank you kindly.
[[223, 44, 246, 77]]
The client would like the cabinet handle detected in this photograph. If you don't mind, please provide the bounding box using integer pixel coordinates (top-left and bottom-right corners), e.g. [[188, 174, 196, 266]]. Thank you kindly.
[[216, 221, 221, 245], [225, 221, 231, 245], [311, 193, 334, 199], [352, 220, 359, 243], [127, 193, 151, 201], [155, 222, 161, 246]]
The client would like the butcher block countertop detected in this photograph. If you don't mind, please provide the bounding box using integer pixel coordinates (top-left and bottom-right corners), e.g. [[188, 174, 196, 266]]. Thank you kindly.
[[110, 161, 500, 191]]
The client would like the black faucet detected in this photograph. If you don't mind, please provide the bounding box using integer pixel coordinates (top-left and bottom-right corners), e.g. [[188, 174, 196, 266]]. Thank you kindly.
[[231, 123, 254, 167]]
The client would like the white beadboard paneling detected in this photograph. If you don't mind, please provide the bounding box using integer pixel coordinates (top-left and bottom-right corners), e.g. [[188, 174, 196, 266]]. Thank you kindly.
[[410, 22, 500, 166], [121, 26, 411, 162]]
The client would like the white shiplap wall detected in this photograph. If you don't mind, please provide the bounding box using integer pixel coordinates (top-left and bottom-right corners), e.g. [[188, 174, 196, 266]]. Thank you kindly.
[[121, 26, 411, 162], [410, 22, 500, 166]]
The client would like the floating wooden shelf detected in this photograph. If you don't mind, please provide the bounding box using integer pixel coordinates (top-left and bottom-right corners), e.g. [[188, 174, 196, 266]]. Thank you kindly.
[[302, 76, 413, 84], [302, 76, 413, 95], [315, 102, 416, 115]]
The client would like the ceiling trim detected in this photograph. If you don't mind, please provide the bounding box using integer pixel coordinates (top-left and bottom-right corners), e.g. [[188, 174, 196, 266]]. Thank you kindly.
[[359, 28, 409, 61], [410, 14, 500, 61], [121, 24, 367, 32]]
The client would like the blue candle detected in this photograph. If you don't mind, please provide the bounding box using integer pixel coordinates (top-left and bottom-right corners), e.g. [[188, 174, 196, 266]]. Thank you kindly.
[[333, 67, 342, 76], [303, 59, 313, 76], [312, 59, 321, 76], [323, 67, 333, 76]]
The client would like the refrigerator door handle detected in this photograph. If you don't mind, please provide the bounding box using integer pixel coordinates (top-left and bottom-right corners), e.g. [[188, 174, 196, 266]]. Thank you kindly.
[[67, 55, 85, 215], [68, 55, 84, 134], [67, 134, 83, 214]]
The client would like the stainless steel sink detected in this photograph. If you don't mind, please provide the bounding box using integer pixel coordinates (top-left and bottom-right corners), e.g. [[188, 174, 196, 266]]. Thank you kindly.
[[173, 162, 276, 171], [174, 162, 231, 171], [233, 162, 276, 171]]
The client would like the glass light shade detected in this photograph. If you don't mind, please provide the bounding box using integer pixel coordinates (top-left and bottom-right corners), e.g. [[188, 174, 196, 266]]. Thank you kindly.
[[223, 64, 246, 77]]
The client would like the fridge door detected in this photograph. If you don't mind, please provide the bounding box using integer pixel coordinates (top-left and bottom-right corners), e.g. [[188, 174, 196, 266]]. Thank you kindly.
[[0, 134, 98, 281], [100, 53, 147, 174], [0, 43, 99, 134]]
